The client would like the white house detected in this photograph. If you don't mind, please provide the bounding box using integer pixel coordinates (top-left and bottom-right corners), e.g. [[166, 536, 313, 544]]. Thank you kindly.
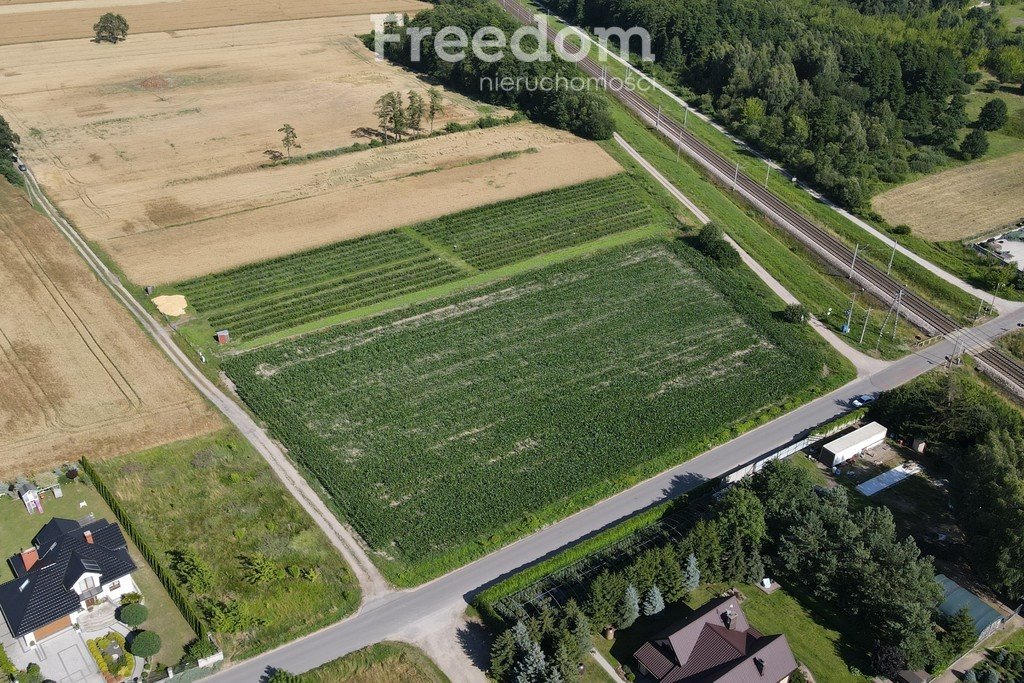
[[0, 517, 137, 647], [820, 421, 887, 467]]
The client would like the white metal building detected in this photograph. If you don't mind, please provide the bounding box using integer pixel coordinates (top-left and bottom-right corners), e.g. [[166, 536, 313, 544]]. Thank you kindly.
[[820, 421, 887, 467]]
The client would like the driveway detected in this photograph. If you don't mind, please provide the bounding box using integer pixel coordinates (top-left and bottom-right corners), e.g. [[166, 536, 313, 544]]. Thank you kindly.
[[4, 627, 103, 683]]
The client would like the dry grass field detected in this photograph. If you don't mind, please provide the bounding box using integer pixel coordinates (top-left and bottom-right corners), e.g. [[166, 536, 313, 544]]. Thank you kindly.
[[872, 149, 1024, 240], [0, 0, 427, 45], [0, 182, 219, 476], [0, 17, 621, 283]]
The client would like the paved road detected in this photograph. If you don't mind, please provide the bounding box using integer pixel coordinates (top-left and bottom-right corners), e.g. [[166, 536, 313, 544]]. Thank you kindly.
[[206, 303, 1024, 682], [19, 167, 389, 601]]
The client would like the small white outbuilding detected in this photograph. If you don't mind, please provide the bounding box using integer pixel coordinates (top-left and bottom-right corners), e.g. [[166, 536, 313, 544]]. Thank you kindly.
[[820, 421, 887, 467]]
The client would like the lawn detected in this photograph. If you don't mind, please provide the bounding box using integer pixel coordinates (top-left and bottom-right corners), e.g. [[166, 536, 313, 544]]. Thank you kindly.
[[0, 481, 194, 669], [594, 584, 870, 683], [168, 175, 663, 343], [91, 430, 360, 660], [292, 642, 449, 682], [224, 240, 850, 585]]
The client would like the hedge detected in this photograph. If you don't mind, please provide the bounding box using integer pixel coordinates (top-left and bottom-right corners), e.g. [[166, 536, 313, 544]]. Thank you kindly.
[[80, 457, 209, 640]]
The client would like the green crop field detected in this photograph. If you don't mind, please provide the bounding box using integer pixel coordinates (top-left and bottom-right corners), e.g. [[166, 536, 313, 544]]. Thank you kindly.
[[223, 240, 849, 584], [171, 175, 658, 341]]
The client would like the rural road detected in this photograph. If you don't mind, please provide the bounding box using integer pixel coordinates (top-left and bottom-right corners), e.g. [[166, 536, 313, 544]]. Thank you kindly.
[[204, 305, 1024, 682], [22, 156, 1024, 681], [19, 167, 391, 602]]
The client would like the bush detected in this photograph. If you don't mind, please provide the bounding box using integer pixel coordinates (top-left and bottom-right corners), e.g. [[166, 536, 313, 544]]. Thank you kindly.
[[890, 224, 912, 235], [118, 603, 148, 627], [129, 630, 162, 659], [119, 592, 143, 606], [961, 129, 990, 160], [978, 99, 1009, 131], [184, 637, 219, 661], [778, 304, 809, 324], [693, 223, 742, 267]]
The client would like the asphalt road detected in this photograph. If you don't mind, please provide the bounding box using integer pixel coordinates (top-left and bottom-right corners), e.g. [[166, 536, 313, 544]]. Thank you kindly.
[[19, 152, 1024, 680], [206, 305, 1024, 682]]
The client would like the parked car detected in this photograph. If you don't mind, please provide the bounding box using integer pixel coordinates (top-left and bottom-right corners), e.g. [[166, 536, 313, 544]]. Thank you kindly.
[[851, 393, 877, 408]]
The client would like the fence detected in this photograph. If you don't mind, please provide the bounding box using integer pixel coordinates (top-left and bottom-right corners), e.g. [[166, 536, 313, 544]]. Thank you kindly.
[[80, 457, 210, 640]]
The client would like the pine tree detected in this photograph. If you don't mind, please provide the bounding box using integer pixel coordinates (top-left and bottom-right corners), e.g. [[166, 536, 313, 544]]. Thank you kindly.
[[659, 548, 686, 603], [642, 585, 665, 616], [563, 599, 591, 659], [512, 638, 547, 683], [963, 670, 978, 683], [512, 621, 533, 652], [745, 547, 766, 585], [490, 629, 518, 681], [683, 552, 701, 593], [618, 584, 640, 628], [586, 571, 624, 627], [550, 633, 578, 683]]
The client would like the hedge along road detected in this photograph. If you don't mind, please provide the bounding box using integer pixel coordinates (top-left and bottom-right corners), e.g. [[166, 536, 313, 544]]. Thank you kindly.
[[18, 165, 391, 602]]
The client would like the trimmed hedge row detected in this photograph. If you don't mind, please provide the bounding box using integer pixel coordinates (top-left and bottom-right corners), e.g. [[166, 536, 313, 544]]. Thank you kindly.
[[81, 457, 209, 640]]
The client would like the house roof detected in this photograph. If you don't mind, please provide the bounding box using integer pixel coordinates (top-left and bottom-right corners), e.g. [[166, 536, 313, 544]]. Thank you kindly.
[[634, 596, 798, 683], [935, 574, 1007, 637], [0, 518, 136, 638]]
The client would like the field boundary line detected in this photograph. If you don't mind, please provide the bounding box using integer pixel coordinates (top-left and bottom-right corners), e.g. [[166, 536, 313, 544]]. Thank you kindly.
[[614, 133, 889, 377], [19, 166, 392, 604], [400, 226, 479, 275]]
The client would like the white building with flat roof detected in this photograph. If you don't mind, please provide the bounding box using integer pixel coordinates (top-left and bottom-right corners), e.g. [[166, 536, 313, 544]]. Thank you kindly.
[[820, 421, 886, 467]]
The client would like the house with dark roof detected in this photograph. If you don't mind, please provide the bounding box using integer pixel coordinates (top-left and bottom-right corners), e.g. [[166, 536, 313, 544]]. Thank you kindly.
[[634, 595, 798, 683], [0, 517, 137, 647]]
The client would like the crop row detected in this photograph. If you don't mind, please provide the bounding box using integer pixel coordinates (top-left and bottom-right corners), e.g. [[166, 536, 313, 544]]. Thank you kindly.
[[208, 256, 464, 339], [222, 242, 831, 575], [177, 231, 427, 313]]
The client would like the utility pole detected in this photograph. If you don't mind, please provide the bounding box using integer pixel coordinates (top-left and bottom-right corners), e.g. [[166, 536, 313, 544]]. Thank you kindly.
[[676, 143, 681, 162], [886, 240, 897, 275], [843, 293, 859, 334], [655, 105, 662, 130], [732, 161, 740, 190], [764, 161, 771, 188], [876, 294, 898, 352], [683, 107, 689, 129], [848, 244, 860, 279], [859, 307, 872, 345], [892, 289, 904, 339]]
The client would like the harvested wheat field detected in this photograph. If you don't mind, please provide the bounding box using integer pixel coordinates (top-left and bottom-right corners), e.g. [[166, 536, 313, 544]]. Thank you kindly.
[[0, 182, 219, 477], [872, 150, 1024, 241], [0, 0, 426, 45], [0, 17, 621, 283]]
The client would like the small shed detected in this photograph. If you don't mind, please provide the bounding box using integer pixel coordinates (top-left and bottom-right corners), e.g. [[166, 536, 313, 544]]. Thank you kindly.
[[17, 483, 42, 514], [820, 421, 887, 467], [215, 329, 230, 345], [935, 574, 1008, 643]]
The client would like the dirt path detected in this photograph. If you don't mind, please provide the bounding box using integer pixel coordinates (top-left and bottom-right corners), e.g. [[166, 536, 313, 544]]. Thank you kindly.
[[614, 133, 890, 377], [21, 163, 391, 602]]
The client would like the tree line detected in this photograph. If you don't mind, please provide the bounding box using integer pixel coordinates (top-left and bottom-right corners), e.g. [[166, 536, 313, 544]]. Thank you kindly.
[[374, 0, 614, 140], [550, 0, 1024, 207], [871, 369, 1024, 602], [486, 457, 975, 682], [0, 114, 21, 186]]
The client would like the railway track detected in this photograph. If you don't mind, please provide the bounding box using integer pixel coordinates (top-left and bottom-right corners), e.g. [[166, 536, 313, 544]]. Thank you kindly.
[[495, 0, 1024, 385]]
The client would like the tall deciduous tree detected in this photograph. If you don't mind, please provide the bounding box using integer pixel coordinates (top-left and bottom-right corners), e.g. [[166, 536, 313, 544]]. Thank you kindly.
[[278, 124, 300, 158], [427, 87, 444, 133], [407, 90, 425, 130]]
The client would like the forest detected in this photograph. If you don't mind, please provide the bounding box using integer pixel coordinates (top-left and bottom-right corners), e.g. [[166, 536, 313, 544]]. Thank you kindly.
[[552, 0, 1024, 206]]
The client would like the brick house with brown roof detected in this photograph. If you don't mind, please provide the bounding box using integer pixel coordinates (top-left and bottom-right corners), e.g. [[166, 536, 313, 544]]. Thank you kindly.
[[634, 595, 798, 683]]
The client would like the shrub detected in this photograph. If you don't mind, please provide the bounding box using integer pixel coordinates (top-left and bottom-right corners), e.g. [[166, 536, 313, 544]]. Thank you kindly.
[[184, 637, 219, 661], [119, 592, 143, 606], [890, 224, 912, 235], [961, 128, 990, 159], [129, 630, 162, 659], [778, 304, 809, 324], [978, 99, 1009, 131], [118, 603, 148, 627]]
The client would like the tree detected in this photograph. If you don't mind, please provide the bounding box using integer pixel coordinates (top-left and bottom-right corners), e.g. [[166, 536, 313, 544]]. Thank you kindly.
[[278, 124, 300, 159], [93, 13, 129, 43], [117, 603, 148, 627], [981, 668, 1000, 683], [683, 552, 700, 594], [779, 304, 808, 323], [658, 548, 686, 603], [978, 99, 1008, 131], [563, 599, 592, 659], [961, 128, 989, 159], [267, 671, 299, 683], [941, 608, 978, 659], [490, 628, 518, 681], [641, 585, 665, 616], [129, 630, 162, 659], [374, 92, 406, 144], [407, 91, 425, 131], [618, 584, 640, 629], [871, 641, 907, 679], [0, 114, 21, 185], [427, 87, 445, 133], [184, 637, 218, 661], [586, 570, 625, 627], [511, 637, 547, 683], [963, 670, 978, 683]]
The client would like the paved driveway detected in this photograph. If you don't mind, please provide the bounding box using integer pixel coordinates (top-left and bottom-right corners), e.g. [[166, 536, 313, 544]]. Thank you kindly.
[[23, 629, 103, 683]]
